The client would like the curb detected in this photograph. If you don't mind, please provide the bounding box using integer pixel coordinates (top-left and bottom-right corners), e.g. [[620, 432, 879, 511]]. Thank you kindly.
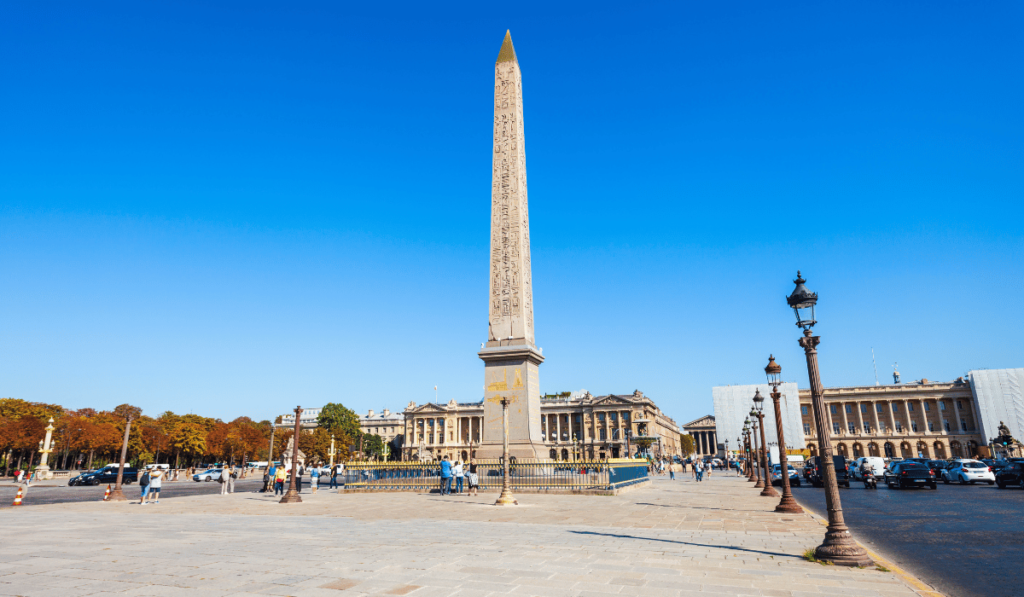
[[789, 494, 945, 597]]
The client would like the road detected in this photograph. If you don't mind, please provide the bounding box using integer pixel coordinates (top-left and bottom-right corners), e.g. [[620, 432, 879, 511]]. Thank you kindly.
[[0, 477, 275, 507], [791, 480, 1024, 597]]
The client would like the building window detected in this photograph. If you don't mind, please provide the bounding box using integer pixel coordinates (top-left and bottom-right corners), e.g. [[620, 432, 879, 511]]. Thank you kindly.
[[876, 403, 884, 414], [801, 406, 809, 415], [861, 404, 868, 414], [863, 423, 871, 433], [944, 419, 951, 432], [960, 418, 967, 431], [833, 423, 841, 434], [924, 402, 931, 412], [599, 429, 607, 440], [598, 413, 605, 422], [803, 423, 811, 435], [895, 422, 903, 432], [928, 421, 935, 432], [610, 412, 618, 422], [830, 405, 837, 415], [892, 403, 899, 413], [849, 423, 856, 434], [845, 404, 853, 414], [911, 422, 918, 432], [908, 403, 915, 412], [879, 422, 887, 432], [940, 401, 946, 411], [957, 400, 963, 410]]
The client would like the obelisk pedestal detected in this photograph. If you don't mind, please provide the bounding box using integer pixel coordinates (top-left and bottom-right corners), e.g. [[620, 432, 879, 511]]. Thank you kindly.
[[477, 31, 546, 460]]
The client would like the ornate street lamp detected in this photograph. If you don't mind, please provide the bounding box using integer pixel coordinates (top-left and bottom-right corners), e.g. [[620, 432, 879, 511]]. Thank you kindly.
[[749, 408, 763, 488], [787, 272, 871, 566], [495, 396, 518, 506], [743, 419, 754, 481], [280, 406, 304, 503], [753, 390, 779, 497], [765, 355, 803, 513]]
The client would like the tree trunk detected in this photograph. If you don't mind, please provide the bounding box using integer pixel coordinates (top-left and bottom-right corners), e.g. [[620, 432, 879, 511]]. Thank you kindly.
[[3, 449, 11, 477], [16, 450, 25, 473], [174, 451, 180, 470], [87, 449, 94, 471]]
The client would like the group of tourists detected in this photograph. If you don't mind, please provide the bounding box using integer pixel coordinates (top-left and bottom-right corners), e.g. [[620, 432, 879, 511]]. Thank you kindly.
[[439, 455, 479, 496], [260, 462, 346, 496], [138, 467, 164, 504]]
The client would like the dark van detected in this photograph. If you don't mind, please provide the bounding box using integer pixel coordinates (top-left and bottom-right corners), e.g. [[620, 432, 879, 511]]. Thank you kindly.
[[807, 455, 850, 488]]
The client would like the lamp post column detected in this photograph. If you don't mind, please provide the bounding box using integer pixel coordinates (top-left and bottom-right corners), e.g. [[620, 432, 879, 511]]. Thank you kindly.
[[745, 431, 754, 481], [751, 416, 763, 488], [280, 406, 303, 504], [758, 410, 779, 497], [771, 386, 802, 513], [495, 397, 518, 506]]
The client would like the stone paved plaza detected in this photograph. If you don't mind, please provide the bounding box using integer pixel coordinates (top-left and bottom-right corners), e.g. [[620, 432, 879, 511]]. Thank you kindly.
[[0, 476, 937, 597]]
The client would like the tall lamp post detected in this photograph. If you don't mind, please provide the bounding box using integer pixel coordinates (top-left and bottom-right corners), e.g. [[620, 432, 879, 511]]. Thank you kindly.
[[749, 410, 763, 488], [280, 406, 304, 504], [744, 421, 754, 481], [495, 396, 518, 506], [766, 357, 802, 512], [788, 271, 871, 566], [753, 390, 779, 497]]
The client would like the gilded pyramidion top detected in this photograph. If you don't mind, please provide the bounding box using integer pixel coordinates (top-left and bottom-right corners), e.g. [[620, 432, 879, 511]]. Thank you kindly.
[[496, 30, 518, 64]]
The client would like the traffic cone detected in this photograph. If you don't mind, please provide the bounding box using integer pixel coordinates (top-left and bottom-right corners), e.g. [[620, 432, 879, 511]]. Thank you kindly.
[[102, 485, 111, 501], [12, 487, 24, 506]]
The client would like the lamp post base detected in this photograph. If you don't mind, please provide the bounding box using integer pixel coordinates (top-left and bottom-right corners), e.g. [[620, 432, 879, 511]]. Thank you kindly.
[[107, 489, 128, 502], [814, 536, 873, 567], [774, 495, 804, 513], [279, 490, 302, 504], [494, 489, 518, 506], [753, 478, 764, 488], [760, 484, 779, 497]]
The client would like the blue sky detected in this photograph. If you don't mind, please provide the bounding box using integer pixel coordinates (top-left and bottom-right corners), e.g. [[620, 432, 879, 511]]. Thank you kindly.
[[2, 2, 1021, 426]]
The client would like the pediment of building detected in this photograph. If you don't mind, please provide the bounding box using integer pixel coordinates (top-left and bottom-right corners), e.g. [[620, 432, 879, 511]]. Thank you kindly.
[[591, 395, 636, 407], [408, 403, 448, 414], [683, 415, 716, 429]]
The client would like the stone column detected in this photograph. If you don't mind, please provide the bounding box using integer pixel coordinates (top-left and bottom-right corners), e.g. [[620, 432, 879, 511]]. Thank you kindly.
[[840, 403, 849, 436], [952, 398, 964, 433], [919, 400, 928, 434], [871, 401, 880, 435]]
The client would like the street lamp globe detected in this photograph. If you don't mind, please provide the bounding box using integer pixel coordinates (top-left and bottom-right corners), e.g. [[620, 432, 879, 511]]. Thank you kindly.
[[786, 270, 818, 330], [749, 408, 757, 419], [753, 389, 765, 413], [765, 354, 782, 386]]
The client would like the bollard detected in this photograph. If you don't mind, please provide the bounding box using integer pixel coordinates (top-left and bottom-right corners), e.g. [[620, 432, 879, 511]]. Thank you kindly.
[[12, 487, 24, 506], [102, 484, 111, 501]]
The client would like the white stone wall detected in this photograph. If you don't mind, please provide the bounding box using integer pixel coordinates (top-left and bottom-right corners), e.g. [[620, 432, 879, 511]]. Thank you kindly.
[[712, 383, 805, 451]]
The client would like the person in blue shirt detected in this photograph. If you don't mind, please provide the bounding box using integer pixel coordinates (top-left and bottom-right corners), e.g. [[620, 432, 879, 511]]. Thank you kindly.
[[440, 455, 452, 495], [264, 464, 277, 493]]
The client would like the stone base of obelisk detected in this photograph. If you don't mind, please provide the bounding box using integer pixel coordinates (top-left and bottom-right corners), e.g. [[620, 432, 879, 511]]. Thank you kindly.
[[477, 344, 546, 460]]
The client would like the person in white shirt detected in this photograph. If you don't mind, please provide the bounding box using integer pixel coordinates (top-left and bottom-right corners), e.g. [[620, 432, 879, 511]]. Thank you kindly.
[[453, 461, 465, 495]]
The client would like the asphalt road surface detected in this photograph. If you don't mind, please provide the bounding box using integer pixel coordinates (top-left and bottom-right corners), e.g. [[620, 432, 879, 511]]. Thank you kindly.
[[791, 480, 1024, 597], [0, 477, 275, 507]]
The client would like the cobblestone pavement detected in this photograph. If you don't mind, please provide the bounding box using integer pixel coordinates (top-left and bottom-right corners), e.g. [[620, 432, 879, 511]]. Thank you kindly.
[[0, 476, 936, 597]]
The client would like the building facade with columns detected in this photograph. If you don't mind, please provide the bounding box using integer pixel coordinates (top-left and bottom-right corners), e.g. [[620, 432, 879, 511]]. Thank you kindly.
[[358, 409, 404, 445], [401, 390, 681, 461], [682, 415, 718, 458], [800, 378, 986, 460]]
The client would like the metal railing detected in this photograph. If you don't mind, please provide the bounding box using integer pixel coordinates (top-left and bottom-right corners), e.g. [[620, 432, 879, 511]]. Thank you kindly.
[[338, 458, 649, 492]]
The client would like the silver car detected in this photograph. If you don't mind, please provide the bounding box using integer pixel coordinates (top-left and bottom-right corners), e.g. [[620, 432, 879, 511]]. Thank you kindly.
[[941, 460, 995, 485], [192, 469, 223, 482]]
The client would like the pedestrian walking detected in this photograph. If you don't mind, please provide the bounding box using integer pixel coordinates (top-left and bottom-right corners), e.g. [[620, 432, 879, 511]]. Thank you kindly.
[[329, 464, 338, 489], [690, 461, 696, 479], [274, 466, 286, 495], [310, 466, 320, 494], [219, 467, 229, 495], [227, 466, 236, 493], [295, 465, 304, 493], [440, 455, 452, 495], [139, 468, 151, 504], [695, 460, 704, 482], [669, 464, 675, 480], [467, 459, 479, 496], [453, 460, 464, 494], [148, 468, 163, 503]]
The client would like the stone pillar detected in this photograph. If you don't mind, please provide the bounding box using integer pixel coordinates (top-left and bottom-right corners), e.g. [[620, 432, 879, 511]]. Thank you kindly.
[[556, 414, 561, 444], [918, 400, 928, 434], [871, 401, 880, 435], [952, 398, 964, 433], [840, 403, 849, 436]]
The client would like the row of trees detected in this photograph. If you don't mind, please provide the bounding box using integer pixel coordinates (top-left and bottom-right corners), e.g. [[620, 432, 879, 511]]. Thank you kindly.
[[0, 398, 393, 475]]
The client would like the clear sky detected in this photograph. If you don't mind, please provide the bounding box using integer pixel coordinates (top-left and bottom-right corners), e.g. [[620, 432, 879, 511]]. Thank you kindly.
[[2, 2, 1021, 426]]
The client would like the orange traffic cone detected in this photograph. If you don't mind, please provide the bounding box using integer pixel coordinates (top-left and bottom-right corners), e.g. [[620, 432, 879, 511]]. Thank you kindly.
[[12, 487, 24, 506], [102, 484, 111, 501]]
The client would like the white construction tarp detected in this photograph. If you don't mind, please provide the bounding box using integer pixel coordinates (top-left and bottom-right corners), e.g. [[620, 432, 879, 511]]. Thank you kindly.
[[713, 382, 805, 452], [969, 368, 1024, 441]]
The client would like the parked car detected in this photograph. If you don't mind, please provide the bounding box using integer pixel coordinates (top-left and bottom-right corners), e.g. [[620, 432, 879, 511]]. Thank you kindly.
[[884, 461, 937, 489], [193, 469, 223, 482], [995, 462, 1024, 489], [770, 464, 802, 487], [69, 465, 138, 486], [850, 457, 886, 481], [942, 460, 995, 485], [806, 455, 850, 488]]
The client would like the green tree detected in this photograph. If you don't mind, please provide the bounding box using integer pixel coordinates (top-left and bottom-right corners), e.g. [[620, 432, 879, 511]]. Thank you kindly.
[[679, 434, 695, 457], [317, 403, 360, 438], [361, 433, 385, 459]]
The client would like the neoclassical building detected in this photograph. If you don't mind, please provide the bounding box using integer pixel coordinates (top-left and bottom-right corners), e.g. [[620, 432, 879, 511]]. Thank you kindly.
[[402, 390, 681, 461], [800, 378, 985, 460], [682, 415, 718, 458]]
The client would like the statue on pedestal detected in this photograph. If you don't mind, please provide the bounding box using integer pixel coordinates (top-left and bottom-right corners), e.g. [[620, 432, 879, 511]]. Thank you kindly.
[[281, 435, 306, 470]]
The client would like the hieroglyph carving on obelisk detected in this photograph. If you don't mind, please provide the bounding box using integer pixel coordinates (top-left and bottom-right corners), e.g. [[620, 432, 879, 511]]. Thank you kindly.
[[488, 29, 534, 347]]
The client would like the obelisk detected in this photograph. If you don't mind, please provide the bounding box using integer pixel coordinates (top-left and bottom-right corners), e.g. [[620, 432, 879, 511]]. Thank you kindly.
[[478, 30, 545, 460]]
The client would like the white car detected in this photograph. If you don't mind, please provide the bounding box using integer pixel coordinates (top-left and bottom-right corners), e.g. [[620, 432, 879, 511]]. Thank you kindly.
[[942, 460, 995, 485], [850, 457, 886, 480], [192, 469, 223, 482]]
